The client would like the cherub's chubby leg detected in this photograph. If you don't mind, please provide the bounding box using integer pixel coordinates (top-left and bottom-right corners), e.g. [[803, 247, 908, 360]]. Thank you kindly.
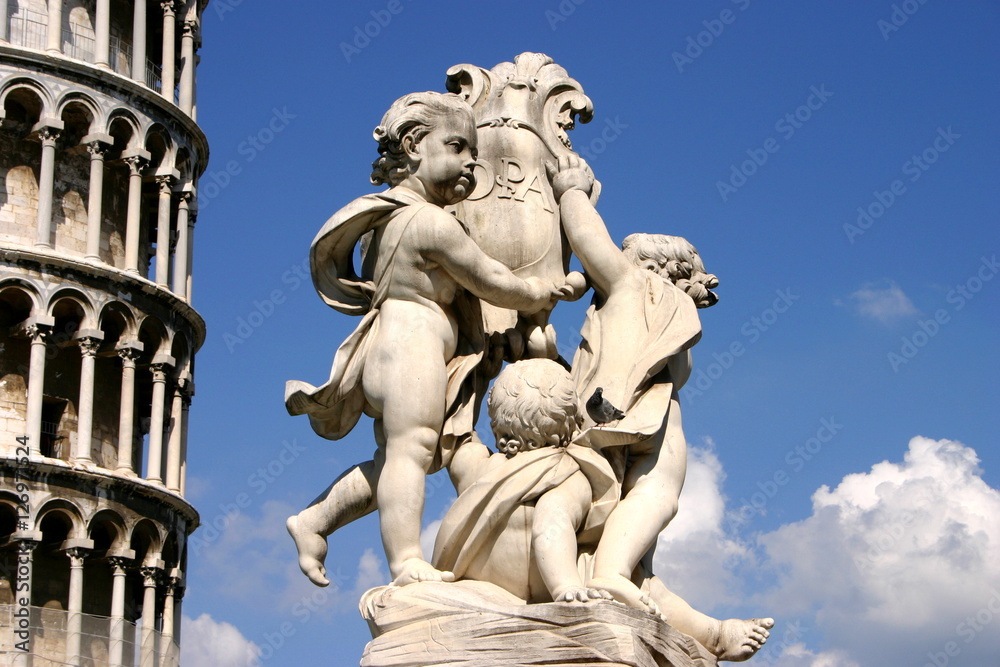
[[645, 576, 773, 662], [532, 470, 611, 603], [589, 394, 687, 612], [363, 337, 455, 586], [287, 454, 382, 587]]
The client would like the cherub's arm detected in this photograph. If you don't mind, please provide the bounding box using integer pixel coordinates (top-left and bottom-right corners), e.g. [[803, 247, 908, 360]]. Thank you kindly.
[[551, 158, 636, 298], [418, 207, 557, 313]]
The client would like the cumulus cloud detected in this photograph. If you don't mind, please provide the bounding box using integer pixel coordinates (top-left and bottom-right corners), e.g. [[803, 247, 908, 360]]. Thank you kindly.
[[181, 613, 261, 667], [756, 436, 1000, 666], [847, 281, 918, 323], [193, 499, 388, 616], [653, 440, 752, 610]]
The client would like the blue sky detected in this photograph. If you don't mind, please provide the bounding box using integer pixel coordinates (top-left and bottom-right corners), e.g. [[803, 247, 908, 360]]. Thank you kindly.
[[180, 2, 999, 666]]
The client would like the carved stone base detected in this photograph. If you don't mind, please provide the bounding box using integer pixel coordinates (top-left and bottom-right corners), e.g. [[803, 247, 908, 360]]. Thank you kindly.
[[359, 580, 718, 667]]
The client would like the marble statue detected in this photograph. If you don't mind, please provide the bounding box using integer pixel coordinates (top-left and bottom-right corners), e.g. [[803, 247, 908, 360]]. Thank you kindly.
[[284, 54, 773, 665]]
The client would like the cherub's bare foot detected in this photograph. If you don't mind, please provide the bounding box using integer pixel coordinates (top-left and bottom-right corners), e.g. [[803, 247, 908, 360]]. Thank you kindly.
[[286, 515, 330, 587], [707, 617, 774, 662], [588, 575, 659, 615], [392, 558, 455, 586], [553, 585, 614, 603]]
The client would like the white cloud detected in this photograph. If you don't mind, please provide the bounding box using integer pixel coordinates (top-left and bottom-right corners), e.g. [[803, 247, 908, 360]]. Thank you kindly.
[[193, 499, 389, 617], [653, 440, 752, 610], [756, 436, 1000, 665], [181, 613, 261, 667], [769, 643, 861, 667], [848, 281, 918, 323]]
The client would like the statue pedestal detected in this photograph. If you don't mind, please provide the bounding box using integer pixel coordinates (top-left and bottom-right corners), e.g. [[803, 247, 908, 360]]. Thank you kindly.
[[359, 580, 718, 667]]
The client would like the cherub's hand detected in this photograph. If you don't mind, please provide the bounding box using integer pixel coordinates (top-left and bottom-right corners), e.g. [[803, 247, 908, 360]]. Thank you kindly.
[[556, 271, 589, 302], [524, 277, 563, 313], [547, 155, 595, 202]]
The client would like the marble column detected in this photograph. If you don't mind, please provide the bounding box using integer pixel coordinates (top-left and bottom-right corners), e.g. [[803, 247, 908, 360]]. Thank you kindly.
[[160, 1, 176, 102], [65, 548, 88, 666], [85, 140, 110, 261], [165, 380, 184, 492], [132, 0, 147, 83], [108, 557, 129, 667], [34, 126, 61, 249], [123, 154, 147, 274], [116, 346, 141, 474], [160, 576, 177, 666], [94, 0, 111, 67], [185, 211, 196, 301], [171, 191, 191, 296], [179, 391, 190, 496], [178, 20, 196, 115], [139, 566, 159, 667], [74, 335, 102, 465], [24, 324, 50, 450], [155, 175, 174, 286], [0, 0, 9, 42], [145, 363, 169, 484], [46, 0, 62, 53]]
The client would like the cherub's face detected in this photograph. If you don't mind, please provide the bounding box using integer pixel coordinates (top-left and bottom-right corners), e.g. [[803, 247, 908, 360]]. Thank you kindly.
[[407, 114, 478, 206]]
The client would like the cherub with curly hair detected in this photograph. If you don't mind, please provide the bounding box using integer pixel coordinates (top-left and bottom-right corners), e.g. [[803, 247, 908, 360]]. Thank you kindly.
[[285, 92, 566, 587]]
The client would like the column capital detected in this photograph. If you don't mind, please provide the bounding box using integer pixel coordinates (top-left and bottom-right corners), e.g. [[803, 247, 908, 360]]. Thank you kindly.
[[124, 155, 148, 176], [140, 565, 161, 587], [76, 334, 103, 357], [117, 343, 143, 364], [33, 119, 64, 144], [64, 546, 90, 565], [182, 19, 199, 40], [23, 322, 52, 342], [156, 173, 176, 193], [161, 0, 176, 17], [108, 555, 131, 575], [150, 363, 169, 382]]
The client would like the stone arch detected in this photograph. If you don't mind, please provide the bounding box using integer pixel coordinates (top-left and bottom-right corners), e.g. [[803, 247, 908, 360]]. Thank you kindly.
[[0, 279, 40, 323], [88, 509, 128, 553], [47, 287, 96, 331], [0, 77, 52, 126], [98, 300, 138, 346], [175, 144, 193, 182], [170, 330, 190, 380], [137, 314, 169, 361], [106, 109, 142, 153], [63, 0, 97, 62], [143, 123, 173, 172], [35, 497, 86, 539], [56, 92, 101, 142], [129, 518, 163, 563]]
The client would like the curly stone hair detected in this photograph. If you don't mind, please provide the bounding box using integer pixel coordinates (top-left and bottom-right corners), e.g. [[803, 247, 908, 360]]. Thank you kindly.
[[488, 359, 582, 458], [370, 91, 475, 187], [622, 233, 720, 308]]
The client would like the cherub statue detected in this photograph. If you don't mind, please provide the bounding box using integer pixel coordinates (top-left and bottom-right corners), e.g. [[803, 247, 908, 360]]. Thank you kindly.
[[285, 92, 565, 586], [432, 358, 773, 661], [551, 155, 773, 660]]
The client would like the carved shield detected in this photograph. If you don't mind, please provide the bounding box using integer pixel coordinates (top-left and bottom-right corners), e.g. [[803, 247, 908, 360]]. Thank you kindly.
[[446, 53, 596, 359]]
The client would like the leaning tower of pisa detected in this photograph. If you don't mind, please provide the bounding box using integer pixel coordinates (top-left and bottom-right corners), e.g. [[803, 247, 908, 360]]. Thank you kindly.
[[0, 1, 208, 665]]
